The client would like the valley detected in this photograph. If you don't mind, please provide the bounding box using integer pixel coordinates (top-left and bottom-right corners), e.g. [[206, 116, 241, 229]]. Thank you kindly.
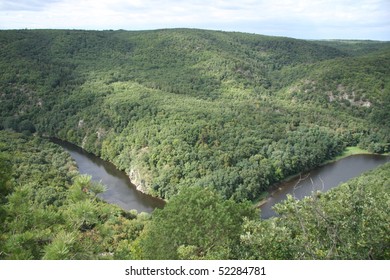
[[0, 29, 389, 260]]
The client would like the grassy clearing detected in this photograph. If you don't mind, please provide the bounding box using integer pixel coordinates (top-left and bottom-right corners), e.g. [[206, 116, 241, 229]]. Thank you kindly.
[[256, 146, 376, 207], [323, 146, 384, 165], [338, 146, 370, 158]]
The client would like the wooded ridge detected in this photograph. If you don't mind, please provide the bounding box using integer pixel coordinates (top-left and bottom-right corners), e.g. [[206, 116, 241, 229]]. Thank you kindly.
[[1, 29, 390, 259], [1, 29, 388, 201]]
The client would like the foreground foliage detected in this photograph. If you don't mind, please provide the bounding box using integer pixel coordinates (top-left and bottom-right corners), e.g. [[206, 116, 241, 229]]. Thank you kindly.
[[0, 131, 149, 259], [0, 131, 388, 259], [241, 162, 390, 259], [140, 186, 257, 259]]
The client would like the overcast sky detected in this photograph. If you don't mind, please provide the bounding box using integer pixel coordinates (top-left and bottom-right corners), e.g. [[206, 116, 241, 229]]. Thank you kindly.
[[0, 0, 389, 40]]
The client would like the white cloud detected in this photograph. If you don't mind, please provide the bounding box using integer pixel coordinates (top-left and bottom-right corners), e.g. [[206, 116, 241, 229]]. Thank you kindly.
[[0, 0, 62, 11], [0, 0, 389, 39]]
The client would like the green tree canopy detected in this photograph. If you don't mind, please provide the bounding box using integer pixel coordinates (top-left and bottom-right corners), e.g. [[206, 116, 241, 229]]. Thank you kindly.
[[141, 186, 257, 259]]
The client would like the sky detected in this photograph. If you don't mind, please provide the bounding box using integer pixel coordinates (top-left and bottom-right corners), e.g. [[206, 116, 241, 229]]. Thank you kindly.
[[0, 0, 389, 40]]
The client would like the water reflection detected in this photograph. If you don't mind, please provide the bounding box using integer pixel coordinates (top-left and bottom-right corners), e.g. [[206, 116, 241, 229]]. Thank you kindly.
[[53, 139, 165, 213], [53, 139, 388, 218], [260, 154, 389, 219]]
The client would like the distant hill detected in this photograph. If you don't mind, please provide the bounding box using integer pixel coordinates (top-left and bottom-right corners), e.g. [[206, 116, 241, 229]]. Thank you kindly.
[[1, 29, 389, 201]]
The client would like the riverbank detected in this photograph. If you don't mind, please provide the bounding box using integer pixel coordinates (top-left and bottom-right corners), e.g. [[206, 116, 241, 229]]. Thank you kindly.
[[51, 137, 165, 212], [326, 146, 370, 162], [321, 146, 389, 167], [53, 137, 388, 215], [255, 146, 389, 210]]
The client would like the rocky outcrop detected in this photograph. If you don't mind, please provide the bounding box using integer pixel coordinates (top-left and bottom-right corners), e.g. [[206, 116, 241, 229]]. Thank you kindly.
[[129, 168, 149, 194]]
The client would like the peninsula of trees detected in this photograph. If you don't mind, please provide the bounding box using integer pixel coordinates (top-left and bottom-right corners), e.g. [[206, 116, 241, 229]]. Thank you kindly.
[[0, 29, 389, 259]]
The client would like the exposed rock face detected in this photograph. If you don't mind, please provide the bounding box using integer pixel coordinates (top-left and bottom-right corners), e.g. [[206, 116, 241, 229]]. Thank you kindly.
[[327, 85, 372, 107], [78, 119, 84, 128], [129, 168, 148, 193]]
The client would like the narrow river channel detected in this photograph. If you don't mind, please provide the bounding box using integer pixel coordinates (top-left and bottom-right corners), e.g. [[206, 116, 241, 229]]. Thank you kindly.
[[260, 154, 389, 218], [53, 139, 165, 213], [54, 139, 389, 218]]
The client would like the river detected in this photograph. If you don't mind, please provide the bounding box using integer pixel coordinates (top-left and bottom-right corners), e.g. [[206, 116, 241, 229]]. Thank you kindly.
[[53, 139, 165, 213], [54, 139, 388, 217], [260, 154, 389, 219]]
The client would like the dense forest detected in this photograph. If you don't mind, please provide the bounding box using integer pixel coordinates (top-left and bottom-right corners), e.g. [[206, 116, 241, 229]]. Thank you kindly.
[[0, 29, 389, 259], [0, 131, 388, 259]]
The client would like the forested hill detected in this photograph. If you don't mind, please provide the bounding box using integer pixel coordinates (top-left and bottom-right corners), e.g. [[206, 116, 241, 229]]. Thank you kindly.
[[1, 29, 389, 201]]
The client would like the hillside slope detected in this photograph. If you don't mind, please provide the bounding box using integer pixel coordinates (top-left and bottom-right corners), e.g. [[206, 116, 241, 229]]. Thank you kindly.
[[2, 130, 388, 259], [0, 29, 389, 200]]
